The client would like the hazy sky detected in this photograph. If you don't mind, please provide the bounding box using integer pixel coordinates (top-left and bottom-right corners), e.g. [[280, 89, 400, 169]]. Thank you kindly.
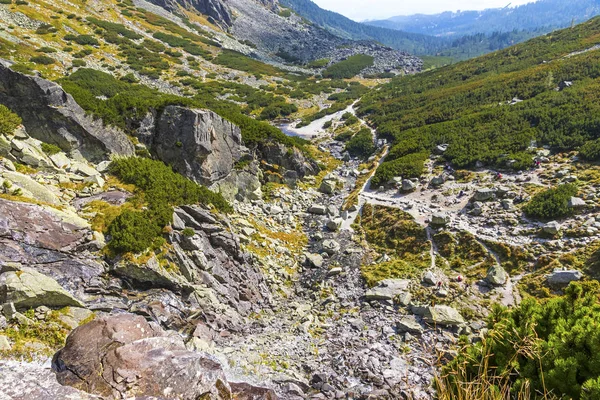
[[312, 0, 540, 21]]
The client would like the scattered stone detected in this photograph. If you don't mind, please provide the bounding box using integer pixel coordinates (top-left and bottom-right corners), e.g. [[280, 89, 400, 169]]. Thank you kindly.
[[396, 316, 424, 335], [543, 221, 561, 235], [308, 204, 327, 215], [321, 240, 340, 255], [0, 335, 10, 351]]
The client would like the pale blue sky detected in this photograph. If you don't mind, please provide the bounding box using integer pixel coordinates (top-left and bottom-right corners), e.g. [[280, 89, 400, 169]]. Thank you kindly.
[[312, 0, 540, 21]]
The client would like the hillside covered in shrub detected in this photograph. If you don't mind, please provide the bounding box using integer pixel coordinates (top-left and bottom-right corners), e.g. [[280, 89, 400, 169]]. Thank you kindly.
[[358, 17, 600, 186]]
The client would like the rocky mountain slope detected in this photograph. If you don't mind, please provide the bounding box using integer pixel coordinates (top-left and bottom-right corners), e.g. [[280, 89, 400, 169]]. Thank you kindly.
[[3, 1, 600, 399]]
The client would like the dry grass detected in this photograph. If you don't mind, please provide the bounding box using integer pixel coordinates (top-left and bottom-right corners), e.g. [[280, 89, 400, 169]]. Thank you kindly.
[[435, 327, 556, 400]]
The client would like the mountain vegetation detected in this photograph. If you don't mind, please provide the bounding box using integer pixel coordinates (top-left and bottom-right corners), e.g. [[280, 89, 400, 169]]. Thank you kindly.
[[358, 17, 600, 186]]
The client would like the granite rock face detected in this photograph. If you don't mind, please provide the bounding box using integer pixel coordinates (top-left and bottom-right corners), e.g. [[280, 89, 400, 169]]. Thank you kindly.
[[0, 60, 134, 162], [154, 106, 243, 185]]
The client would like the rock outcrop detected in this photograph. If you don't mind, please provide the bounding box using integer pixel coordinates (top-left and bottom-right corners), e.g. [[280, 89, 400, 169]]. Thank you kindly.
[[0, 60, 134, 162], [0, 267, 84, 310], [154, 106, 243, 185], [261, 142, 319, 178], [146, 0, 233, 27]]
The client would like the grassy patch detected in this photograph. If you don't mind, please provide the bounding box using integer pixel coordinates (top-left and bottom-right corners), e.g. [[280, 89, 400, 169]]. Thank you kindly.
[[360, 203, 430, 286]]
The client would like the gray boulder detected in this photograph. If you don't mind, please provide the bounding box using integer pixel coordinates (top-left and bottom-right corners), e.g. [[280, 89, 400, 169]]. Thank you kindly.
[[486, 265, 509, 286], [305, 253, 324, 268], [321, 239, 340, 255], [568, 197, 586, 209], [365, 279, 410, 301], [396, 316, 423, 335], [430, 175, 445, 186], [0, 267, 84, 310], [0, 60, 134, 162], [325, 218, 342, 232], [319, 178, 337, 195], [473, 188, 495, 202], [401, 179, 417, 192], [547, 268, 582, 286], [423, 305, 465, 326], [154, 106, 242, 185], [308, 204, 328, 215], [543, 221, 561, 235], [431, 212, 450, 226]]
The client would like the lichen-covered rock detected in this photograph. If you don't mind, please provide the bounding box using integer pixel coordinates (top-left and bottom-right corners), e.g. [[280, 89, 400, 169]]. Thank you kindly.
[[154, 106, 242, 185], [0, 267, 84, 310], [422, 305, 465, 327], [0, 59, 134, 162], [53, 314, 232, 399]]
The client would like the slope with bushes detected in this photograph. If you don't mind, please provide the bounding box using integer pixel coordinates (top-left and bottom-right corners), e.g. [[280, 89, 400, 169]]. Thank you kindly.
[[358, 17, 600, 186]]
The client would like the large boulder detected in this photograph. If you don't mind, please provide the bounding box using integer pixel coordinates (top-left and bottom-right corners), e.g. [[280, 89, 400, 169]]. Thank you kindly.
[[154, 106, 242, 185], [365, 279, 410, 301], [486, 265, 509, 286], [0, 267, 84, 310], [543, 221, 561, 235], [473, 188, 495, 202], [53, 314, 232, 399], [547, 268, 582, 286], [0, 60, 134, 162], [431, 212, 450, 226], [423, 305, 465, 326]]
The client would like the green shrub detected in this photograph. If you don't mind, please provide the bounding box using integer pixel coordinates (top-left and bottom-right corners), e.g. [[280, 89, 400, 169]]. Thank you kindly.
[[41, 143, 61, 155], [446, 282, 600, 399], [322, 54, 374, 79], [279, 8, 292, 17], [344, 115, 359, 126], [0, 105, 21, 135], [30, 55, 55, 65], [107, 209, 162, 253], [523, 183, 578, 220], [71, 59, 86, 68], [371, 152, 428, 187], [182, 228, 195, 237], [214, 50, 284, 77], [106, 157, 231, 253], [580, 138, 600, 161], [323, 120, 332, 129], [0, 0, 12, 4], [73, 35, 99, 46], [345, 128, 375, 159], [37, 46, 56, 53], [307, 58, 329, 69]]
